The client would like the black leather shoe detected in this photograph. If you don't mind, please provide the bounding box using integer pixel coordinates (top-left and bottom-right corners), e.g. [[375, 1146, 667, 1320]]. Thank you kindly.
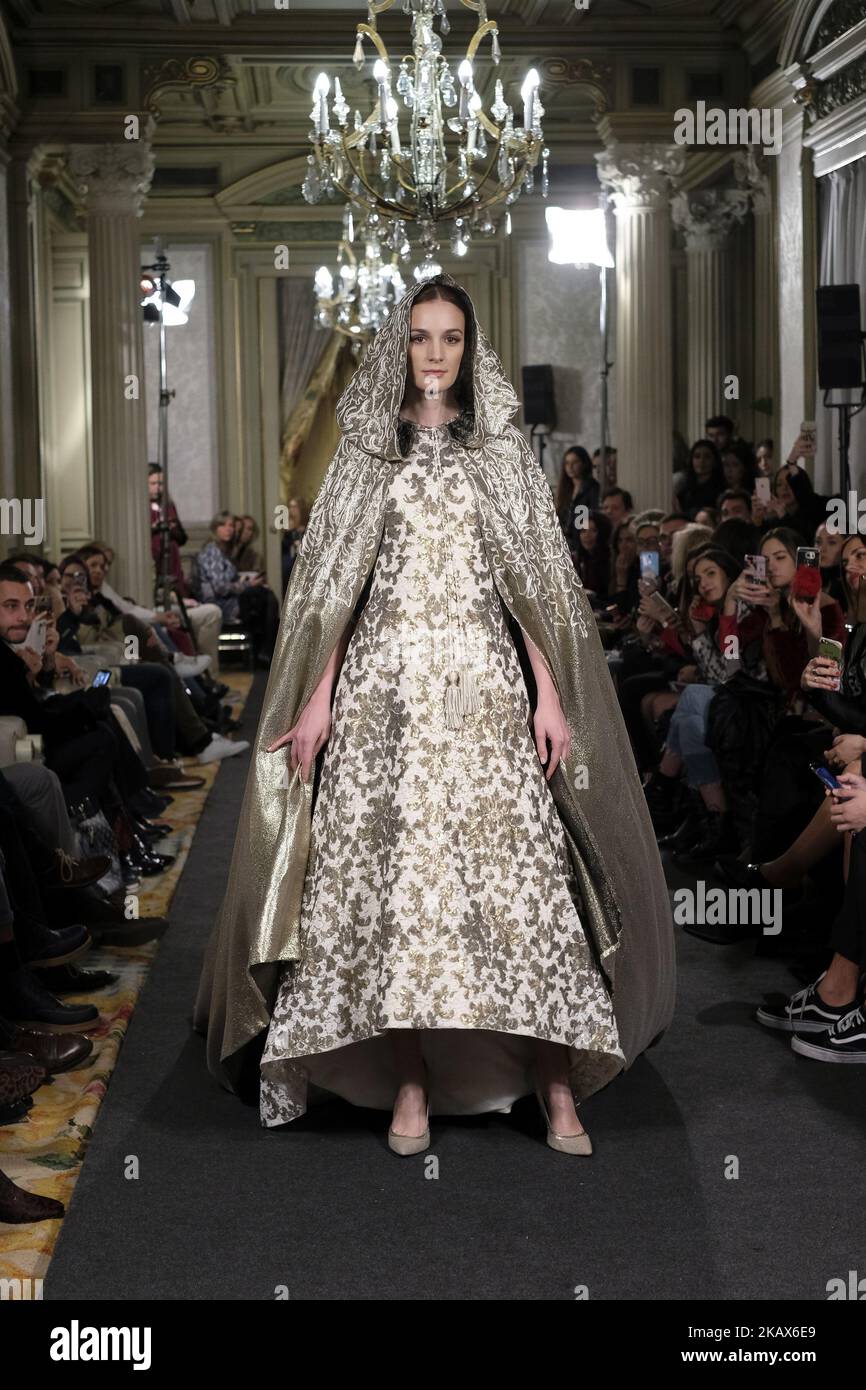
[[0, 1168, 65, 1223], [17, 922, 92, 969], [132, 817, 173, 840], [36, 963, 118, 994], [0, 1095, 34, 1125], [0, 967, 100, 1033]]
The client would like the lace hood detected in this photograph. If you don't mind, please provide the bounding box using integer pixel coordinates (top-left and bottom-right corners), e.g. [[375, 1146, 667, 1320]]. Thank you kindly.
[[335, 272, 520, 461]]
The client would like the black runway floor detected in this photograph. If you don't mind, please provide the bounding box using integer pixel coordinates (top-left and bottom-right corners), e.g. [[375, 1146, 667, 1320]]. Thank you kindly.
[[46, 673, 866, 1300]]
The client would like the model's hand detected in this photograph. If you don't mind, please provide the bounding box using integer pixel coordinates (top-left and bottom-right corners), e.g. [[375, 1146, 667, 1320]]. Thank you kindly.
[[533, 691, 571, 782], [267, 689, 331, 783], [828, 774, 866, 834]]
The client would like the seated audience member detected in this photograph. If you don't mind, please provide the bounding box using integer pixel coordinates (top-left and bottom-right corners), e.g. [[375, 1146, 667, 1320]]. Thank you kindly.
[[694, 506, 719, 530], [573, 510, 611, 604], [704, 414, 736, 455], [195, 511, 279, 665], [720, 440, 757, 494], [710, 517, 763, 569], [149, 463, 189, 596], [816, 521, 847, 607], [608, 519, 640, 617], [281, 496, 309, 596], [658, 514, 688, 586], [755, 438, 774, 477], [673, 440, 726, 520], [717, 489, 753, 524], [233, 515, 264, 573], [556, 447, 600, 546], [751, 463, 828, 543], [600, 486, 633, 529]]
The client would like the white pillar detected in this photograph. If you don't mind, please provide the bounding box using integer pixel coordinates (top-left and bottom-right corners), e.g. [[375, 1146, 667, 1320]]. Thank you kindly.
[[671, 189, 750, 443], [0, 139, 14, 504], [596, 142, 685, 510], [734, 149, 778, 448], [775, 104, 816, 462], [67, 140, 154, 599]]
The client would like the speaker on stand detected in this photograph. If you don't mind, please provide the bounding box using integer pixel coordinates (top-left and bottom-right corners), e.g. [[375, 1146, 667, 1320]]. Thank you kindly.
[[816, 283, 866, 498], [521, 365, 557, 475]]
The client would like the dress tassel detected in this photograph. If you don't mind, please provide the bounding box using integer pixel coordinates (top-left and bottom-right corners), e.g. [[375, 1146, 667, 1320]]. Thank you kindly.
[[445, 671, 463, 728], [458, 661, 480, 714]]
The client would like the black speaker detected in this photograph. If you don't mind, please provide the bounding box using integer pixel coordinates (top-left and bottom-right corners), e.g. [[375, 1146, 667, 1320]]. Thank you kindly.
[[521, 364, 557, 428], [816, 284, 864, 390]]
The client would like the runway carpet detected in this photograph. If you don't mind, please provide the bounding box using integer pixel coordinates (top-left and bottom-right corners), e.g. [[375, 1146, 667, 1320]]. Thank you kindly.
[[0, 672, 252, 1290], [42, 673, 866, 1301]]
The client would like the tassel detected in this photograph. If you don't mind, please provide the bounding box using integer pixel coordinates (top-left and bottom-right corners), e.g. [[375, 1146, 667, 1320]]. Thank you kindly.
[[458, 661, 480, 714], [445, 670, 463, 728]]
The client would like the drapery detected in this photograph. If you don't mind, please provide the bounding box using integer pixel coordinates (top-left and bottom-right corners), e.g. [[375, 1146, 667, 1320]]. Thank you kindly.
[[277, 277, 320, 431], [815, 158, 866, 496]]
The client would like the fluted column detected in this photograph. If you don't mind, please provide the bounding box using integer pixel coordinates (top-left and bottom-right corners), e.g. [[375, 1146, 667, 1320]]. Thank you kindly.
[[734, 149, 777, 446], [67, 140, 154, 598], [0, 111, 15, 504], [596, 142, 685, 509], [670, 189, 750, 444]]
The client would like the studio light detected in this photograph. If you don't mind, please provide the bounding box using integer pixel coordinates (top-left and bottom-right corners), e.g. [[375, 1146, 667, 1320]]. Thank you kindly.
[[141, 277, 196, 327], [545, 207, 613, 269]]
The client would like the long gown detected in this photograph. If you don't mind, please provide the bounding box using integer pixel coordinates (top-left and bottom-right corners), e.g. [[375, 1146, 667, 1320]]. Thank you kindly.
[[259, 421, 625, 1126]]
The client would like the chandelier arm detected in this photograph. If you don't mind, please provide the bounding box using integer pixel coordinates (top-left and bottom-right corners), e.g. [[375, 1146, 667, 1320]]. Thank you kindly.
[[337, 140, 416, 219], [466, 19, 497, 60]]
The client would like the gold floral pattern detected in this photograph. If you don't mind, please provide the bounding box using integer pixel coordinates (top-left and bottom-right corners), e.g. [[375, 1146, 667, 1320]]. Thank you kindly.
[[259, 426, 623, 1127]]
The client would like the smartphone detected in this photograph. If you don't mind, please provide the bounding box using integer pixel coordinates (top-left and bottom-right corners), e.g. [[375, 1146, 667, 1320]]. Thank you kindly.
[[91, 669, 112, 688], [754, 477, 771, 504], [743, 554, 767, 584], [647, 591, 677, 624], [797, 547, 820, 569], [818, 636, 843, 690], [810, 762, 841, 792], [639, 550, 660, 580], [24, 616, 46, 654]]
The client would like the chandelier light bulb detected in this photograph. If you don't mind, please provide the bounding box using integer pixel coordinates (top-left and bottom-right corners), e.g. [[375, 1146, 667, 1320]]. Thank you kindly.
[[314, 265, 334, 298], [521, 68, 539, 130], [314, 72, 330, 97]]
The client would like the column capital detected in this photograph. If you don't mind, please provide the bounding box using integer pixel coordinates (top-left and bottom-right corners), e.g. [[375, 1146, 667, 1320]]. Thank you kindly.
[[67, 140, 155, 217], [670, 188, 751, 252], [732, 147, 771, 215], [595, 142, 686, 210]]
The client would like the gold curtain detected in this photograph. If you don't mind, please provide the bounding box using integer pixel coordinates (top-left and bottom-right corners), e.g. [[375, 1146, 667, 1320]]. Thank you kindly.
[[279, 332, 359, 509]]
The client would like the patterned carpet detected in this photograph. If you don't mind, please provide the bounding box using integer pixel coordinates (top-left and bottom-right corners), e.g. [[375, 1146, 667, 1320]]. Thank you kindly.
[[0, 672, 253, 1288]]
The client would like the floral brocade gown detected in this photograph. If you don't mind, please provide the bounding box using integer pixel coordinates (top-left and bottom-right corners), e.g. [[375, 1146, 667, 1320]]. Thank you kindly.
[[259, 422, 624, 1126]]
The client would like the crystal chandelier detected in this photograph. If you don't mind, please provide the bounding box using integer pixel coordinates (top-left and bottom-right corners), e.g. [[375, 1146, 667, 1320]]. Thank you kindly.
[[303, 0, 549, 290], [314, 204, 408, 341]]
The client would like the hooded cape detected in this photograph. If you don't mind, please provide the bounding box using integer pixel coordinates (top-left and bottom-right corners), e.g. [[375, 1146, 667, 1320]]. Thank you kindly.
[[194, 273, 675, 1097]]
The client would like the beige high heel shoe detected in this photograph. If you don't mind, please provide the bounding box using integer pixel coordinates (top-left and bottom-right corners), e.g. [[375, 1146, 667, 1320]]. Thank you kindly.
[[534, 1085, 593, 1156], [388, 1068, 431, 1156]]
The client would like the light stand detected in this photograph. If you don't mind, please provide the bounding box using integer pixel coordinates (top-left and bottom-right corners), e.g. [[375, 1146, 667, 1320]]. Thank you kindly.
[[140, 244, 195, 614]]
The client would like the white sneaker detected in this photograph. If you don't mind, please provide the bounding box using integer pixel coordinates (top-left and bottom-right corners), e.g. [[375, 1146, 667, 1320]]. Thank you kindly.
[[174, 654, 212, 678], [196, 734, 250, 765]]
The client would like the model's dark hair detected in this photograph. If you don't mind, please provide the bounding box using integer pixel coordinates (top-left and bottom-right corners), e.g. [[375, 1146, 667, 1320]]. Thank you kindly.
[[398, 279, 476, 457]]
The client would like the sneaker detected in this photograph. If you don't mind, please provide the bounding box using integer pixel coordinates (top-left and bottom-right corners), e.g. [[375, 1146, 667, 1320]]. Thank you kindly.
[[196, 734, 250, 765], [791, 1003, 866, 1062], [173, 654, 212, 678], [755, 972, 856, 1034]]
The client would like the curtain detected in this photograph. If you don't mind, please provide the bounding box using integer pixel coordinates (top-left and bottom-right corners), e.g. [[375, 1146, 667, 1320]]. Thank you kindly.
[[277, 277, 321, 429], [815, 158, 866, 495]]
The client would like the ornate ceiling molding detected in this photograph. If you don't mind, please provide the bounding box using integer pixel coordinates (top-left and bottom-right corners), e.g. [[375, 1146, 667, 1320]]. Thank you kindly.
[[143, 54, 238, 125], [540, 56, 613, 117]]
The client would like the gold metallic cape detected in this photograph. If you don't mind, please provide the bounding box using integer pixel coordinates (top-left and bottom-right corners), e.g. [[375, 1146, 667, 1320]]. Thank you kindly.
[[194, 273, 675, 1095]]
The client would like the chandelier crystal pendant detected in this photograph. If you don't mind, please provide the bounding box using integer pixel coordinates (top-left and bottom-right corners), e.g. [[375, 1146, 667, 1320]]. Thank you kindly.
[[314, 203, 408, 341], [304, 0, 548, 320]]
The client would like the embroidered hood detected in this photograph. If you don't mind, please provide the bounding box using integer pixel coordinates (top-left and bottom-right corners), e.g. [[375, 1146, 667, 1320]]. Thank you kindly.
[[335, 272, 520, 460]]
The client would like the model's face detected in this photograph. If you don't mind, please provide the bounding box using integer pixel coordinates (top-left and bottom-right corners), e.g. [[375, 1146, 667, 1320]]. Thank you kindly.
[[695, 558, 728, 603], [816, 524, 843, 569], [763, 539, 795, 588], [602, 495, 626, 525], [691, 445, 715, 479], [721, 497, 750, 523], [0, 580, 35, 644], [407, 299, 465, 402]]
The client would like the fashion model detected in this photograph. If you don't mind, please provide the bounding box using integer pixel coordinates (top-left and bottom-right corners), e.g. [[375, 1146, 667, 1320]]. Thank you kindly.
[[194, 274, 675, 1156]]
